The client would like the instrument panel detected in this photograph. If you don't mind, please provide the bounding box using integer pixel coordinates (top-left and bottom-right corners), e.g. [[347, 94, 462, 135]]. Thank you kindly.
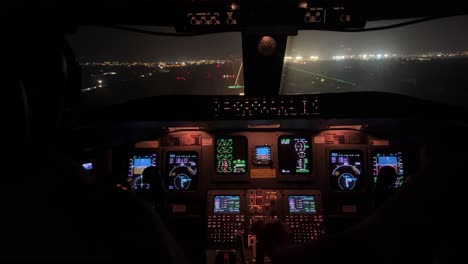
[[124, 130, 409, 192], [119, 129, 414, 263]]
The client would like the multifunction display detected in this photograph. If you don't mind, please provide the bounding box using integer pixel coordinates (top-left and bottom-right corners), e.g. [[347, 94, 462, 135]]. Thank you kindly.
[[330, 150, 363, 191], [288, 195, 317, 214], [166, 152, 198, 191], [128, 154, 157, 190], [253, 145, 272, 165], [278, 136, 311, 175], [213, 195, 241, 214], [372, 151, 405, 188], [215, 137, 247, 175]]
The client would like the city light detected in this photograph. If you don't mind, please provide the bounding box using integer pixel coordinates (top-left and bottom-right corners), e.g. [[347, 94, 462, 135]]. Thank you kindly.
[[333, 56, 345, 60], [79, 50, 468, 95]]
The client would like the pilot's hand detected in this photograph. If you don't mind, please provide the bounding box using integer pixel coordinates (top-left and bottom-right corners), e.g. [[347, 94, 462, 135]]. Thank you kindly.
[[251, 218, 292, 256]]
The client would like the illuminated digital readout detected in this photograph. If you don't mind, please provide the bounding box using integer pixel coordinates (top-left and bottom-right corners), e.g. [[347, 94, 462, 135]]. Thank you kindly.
[[253, 145, 272, 165], [372, 151, 405, 188], [214, 195, 241, 214], [288, 195, 317, 214], [82, 162, 93, 171], [166, 152, 198, 191], [330, 151, 363, 191], [278, 136, 311, 174], [215, 137, 247, 175], [128, 154, 157, 190]]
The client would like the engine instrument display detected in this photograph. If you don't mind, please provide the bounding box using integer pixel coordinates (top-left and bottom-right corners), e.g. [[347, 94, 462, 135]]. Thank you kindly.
[[288, 195, 317, 214], [253, 145, 272, 165], [213, 195, 241, 214], [128, 154, 157, 190], [166, 152, 198, 191], [278, 136, 311, 174], [330, 151, 363, 191], [372, 151, 405, 188], [215, 136, 247, 175]]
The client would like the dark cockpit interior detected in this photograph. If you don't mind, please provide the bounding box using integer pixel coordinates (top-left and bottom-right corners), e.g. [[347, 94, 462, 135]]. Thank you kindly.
[[4, 1, 468, 263]]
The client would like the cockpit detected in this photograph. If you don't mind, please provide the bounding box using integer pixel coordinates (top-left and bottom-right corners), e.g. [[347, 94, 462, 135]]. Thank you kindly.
[[4, 1, 468, 263]]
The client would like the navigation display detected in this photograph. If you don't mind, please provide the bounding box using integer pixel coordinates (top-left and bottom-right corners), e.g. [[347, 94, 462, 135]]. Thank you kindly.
[[214, 195, 241, 214], [330, 150, 363, 191], [166, 152, 198, 191], [288, 195, 317, 214], [253, 145, 272, 165], [372, 151, 405, 188], [278, 136, 311, 174], [128, 154, 157, 190], [215, 136, 247, 175]]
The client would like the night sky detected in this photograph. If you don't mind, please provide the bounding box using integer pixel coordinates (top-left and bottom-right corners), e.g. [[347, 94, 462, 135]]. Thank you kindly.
[[67, 15, 468, 62]]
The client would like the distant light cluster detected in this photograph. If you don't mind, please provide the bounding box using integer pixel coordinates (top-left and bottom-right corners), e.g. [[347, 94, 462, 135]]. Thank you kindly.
[[80, 59, 239, 68], [81, 51, 468, 69], [284, 51, 468, 62]]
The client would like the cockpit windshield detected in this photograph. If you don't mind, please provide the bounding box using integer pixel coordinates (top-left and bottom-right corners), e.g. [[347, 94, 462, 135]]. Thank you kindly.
[[67, 28, 244, 109], [281, 16, 468, 108], [68, 16, 468, 110]]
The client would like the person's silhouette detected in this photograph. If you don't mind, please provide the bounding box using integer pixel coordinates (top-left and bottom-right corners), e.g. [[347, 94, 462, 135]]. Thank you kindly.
[[374, 166, 398, 207]]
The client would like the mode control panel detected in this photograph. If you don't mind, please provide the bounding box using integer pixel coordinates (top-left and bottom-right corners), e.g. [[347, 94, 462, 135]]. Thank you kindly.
[[212, 95, 320, 119]]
